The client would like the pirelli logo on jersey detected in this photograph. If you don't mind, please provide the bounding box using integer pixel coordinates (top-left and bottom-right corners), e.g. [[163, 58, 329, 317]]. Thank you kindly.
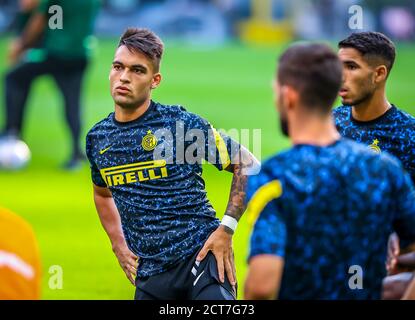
[[100, 160, 168, 187]]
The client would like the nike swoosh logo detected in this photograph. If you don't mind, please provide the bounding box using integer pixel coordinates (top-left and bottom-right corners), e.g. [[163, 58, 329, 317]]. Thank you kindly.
[[193, 270, 205, 287], [99, 146, 112, 155]]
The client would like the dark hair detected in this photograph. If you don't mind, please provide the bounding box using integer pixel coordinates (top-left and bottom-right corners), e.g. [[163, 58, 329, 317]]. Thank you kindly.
[[277, 43, 342, 113], [338, 32, 396, 75], [118, 28, 164, 72]]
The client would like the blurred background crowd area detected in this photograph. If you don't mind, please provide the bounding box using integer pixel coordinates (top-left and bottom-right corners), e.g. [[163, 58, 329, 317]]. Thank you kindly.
[[1, 0, 415, 46]]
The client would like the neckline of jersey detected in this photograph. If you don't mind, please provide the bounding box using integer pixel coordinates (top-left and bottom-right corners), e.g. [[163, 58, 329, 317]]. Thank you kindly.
[[112, 100, 156, 127], [348, 104, 397, 126], [294, 139, 342, 149]]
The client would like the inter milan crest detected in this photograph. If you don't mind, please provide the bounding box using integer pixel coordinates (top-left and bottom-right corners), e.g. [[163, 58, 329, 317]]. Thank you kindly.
[[142, 130, 158, 151], [368, 139, 381, 154]]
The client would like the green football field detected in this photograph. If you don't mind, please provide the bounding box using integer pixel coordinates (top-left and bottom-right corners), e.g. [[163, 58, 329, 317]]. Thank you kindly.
[[0, 37, 414, 299]]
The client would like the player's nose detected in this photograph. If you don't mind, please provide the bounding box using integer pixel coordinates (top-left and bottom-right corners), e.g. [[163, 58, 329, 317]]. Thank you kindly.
[[119, 70, 131, 83]]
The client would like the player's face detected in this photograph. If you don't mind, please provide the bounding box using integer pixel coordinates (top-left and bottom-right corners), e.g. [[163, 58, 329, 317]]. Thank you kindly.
[[338, 47, 377, 106], [110, 45, 161, 109]]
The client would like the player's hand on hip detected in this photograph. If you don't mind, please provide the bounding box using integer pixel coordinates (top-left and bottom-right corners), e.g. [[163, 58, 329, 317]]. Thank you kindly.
[[196, 224, 237, 286], [113, 244, 139, 286], [386, 232, 400, 275]]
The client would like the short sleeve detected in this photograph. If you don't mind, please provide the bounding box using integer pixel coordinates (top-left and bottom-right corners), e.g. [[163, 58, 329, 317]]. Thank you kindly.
[[184, 113, 240, 171], [246, 172, 285, 259], [86, 133, 107, 188]]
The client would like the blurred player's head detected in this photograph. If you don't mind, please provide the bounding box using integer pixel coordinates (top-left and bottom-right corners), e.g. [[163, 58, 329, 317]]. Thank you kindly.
[[338, 32, 396, 106], [275, 43, 342, 137], [110, 28, 164, 109]]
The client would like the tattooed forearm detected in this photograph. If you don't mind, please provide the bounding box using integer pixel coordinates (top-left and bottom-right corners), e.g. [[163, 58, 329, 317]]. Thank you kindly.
[[223, 146, 260, 229], [224, 163, 248, 222]]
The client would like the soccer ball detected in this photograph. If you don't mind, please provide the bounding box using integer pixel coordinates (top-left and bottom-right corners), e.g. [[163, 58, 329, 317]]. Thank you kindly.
[[0, 137, 31, 170]]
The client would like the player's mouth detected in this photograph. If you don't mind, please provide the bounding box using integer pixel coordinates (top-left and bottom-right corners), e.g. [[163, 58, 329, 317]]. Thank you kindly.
[[116, 86, 131, 94], [339, 88, 348, 97]]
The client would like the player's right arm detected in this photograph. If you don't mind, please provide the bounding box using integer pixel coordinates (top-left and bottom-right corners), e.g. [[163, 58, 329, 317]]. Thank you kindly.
[[93, 184, 138, 286]]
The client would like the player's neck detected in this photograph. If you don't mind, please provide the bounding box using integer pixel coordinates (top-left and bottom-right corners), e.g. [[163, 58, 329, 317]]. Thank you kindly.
[[114, 99, 151, 122], [351, 90, 391, 122], [290, 114, 340, 147]]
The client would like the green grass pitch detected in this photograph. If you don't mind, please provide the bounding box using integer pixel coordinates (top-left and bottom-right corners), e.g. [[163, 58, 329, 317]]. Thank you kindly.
[[0, 37, 414, 299]]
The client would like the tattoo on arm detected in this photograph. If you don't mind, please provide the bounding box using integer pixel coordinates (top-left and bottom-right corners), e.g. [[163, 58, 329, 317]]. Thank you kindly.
[[224, 162, 248, 222], [222, 145, 259, 234]]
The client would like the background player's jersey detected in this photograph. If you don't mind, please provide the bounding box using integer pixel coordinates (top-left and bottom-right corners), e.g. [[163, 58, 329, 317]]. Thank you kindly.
[[247, 139, 415, 300], [333, 105, 415, 184], [37, 0, 100, 59], [86, 101, 239, 277]]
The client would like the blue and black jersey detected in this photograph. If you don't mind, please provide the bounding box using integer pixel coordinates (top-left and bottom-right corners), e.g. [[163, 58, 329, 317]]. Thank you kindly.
[[333, 105, 415, 184], [86, 100, 240, 277], [247, 139, 415, 299]]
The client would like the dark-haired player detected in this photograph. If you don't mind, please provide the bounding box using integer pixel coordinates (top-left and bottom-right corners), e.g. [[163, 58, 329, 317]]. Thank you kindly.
[[244, 43, 415, 300], [86, 28, 259, 300], [334, 32, 415, 284], [334, 32, 415, 183]]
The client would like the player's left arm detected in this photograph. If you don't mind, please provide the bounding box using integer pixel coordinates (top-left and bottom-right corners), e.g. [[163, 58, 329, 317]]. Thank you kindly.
[[196, 143, 260, 286]]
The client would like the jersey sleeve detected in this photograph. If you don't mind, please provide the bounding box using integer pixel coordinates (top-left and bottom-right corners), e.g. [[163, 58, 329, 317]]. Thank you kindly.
[[185, 113, 241, 171], [392, 168, 415, 249], [86, 132, 107, 188], [246, 171, 286, 260]]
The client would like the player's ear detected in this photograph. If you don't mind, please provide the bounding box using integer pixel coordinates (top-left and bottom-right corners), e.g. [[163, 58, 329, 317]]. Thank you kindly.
[[282, 86, 298, 111], [374, 65, 388, 83], [151, 73, 162, 90]]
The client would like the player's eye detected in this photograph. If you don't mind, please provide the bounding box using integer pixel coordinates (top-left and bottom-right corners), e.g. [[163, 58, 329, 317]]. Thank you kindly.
[[347, 64, 358, 70], [113, 65, 122, 71], [133, 68, 144, 74]]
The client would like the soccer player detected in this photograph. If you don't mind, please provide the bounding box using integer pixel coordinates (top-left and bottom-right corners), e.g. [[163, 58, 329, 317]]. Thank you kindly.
[[244, 43, 415, 300], [2, 0, 100, 169], [86, 28, 259, 300], [334, 31, 415, 278], [333, 32, 415, 184]]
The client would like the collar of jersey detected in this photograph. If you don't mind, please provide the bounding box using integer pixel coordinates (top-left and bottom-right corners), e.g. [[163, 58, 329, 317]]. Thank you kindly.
[[348, 104, 397, 126], [294, 139, 342, 149], [112, 100, 156, 127]]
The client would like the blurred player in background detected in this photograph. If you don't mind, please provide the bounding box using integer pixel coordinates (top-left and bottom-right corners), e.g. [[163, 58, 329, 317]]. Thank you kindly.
[[0, 207, 41, 299], [334, 32, 415, 184], [333, 31, 415, 292], [1, 0, 100, 170], [244, 43, 415, 300], [86, 28, 259, 300]]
